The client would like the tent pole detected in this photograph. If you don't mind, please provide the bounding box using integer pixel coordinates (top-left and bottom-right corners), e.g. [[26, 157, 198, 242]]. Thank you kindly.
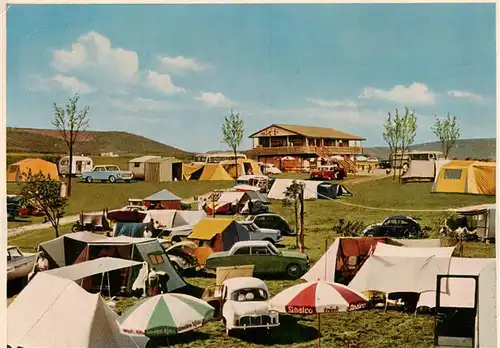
[[324, 238, 328, 281], [107, 271, 111, 298], [99, 272, 105, 294], [317, 313, 321, 347]]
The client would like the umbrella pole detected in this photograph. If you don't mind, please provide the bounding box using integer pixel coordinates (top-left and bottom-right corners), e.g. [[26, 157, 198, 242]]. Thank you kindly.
[[317, 313, 321, 348]]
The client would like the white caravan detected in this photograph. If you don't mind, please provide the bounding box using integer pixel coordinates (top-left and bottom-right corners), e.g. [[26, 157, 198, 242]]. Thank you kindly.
[[58, 155, 94, 177]]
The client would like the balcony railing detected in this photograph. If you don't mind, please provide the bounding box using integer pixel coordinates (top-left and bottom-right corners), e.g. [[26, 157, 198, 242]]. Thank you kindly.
[[249, 145, 363, 156]]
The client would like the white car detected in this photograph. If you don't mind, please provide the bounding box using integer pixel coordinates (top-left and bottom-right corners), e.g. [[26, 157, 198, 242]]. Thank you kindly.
[[237, 221, 283, 244], [221, 277, 280, 335]]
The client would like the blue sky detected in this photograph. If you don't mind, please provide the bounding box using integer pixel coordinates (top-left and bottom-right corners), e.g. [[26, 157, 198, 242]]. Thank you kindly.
[[7, 4, 496, 152]]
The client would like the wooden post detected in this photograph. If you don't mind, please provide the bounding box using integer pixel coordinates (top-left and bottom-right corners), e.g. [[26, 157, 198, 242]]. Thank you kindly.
[[299, 184, 305, 253]]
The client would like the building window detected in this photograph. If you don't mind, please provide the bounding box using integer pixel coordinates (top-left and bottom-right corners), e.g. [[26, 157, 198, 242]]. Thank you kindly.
[[444, 169, 462, 180], [134, 163, 140, 168], [259, 138, 270, 147], [270, 137, 286, 147]]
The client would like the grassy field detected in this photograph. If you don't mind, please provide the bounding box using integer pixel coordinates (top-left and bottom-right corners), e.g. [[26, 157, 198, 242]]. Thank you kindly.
[[7, 177, 496, 347]]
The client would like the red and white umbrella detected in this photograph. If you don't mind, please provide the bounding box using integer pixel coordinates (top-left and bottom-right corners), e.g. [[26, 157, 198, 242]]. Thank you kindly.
[[270, 281, 368, 347], [270, 281, 368, 314]]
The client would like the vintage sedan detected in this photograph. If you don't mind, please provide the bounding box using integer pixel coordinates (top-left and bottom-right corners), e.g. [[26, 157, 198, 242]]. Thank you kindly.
[[363, 216, 423, 238], [80, 165, 134, 183], [237, 221, 282, 245], [7, 246, 37, 283], [245, 213, 295, 236], [205, 241, 309, 279]]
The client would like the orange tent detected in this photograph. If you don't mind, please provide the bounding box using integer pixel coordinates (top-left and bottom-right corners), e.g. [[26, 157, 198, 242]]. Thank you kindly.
[[7, 158, 60, 182]]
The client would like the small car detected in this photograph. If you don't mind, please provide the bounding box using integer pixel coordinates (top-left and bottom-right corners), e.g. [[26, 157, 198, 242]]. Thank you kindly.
[[245, 213, 295, 236], [219, 277, 280, 335], [205, 240, 309, 279], [310, 164, 347, 180], [80, 165, 134, 183], [237, 221, 282, 245], [378, 160, 391, 169], [363, 216, 423, 239]]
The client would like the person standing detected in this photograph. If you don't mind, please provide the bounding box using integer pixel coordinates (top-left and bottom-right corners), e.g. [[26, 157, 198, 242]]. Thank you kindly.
[[148, 268, 159, 296], [144, 226, 153, 238]]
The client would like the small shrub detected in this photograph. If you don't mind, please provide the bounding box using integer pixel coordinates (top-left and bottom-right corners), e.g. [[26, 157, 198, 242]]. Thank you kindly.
[[332, 219, 365, 237]]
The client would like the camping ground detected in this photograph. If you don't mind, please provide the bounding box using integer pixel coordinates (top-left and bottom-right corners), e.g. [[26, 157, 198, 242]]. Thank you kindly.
[[7, 175, 495, 348]]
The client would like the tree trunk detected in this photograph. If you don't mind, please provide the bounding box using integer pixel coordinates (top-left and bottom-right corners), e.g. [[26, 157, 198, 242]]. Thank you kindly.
[[392, 148, 397, 182], [294, 199, 299, 248], [233, 147, 238, 180], [68, 140, 73, 197], [54, 223, 59, 238], [299, 186, 305, 253]]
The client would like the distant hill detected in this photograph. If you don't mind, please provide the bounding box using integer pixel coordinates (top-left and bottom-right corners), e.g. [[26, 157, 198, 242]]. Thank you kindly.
[[7, 127, 193, 159], [364, 138, 496, 160]]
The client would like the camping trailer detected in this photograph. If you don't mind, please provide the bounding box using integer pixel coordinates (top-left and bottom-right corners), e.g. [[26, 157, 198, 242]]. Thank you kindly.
[[128, 155, 161, 180], [58, 155, 93, 177]]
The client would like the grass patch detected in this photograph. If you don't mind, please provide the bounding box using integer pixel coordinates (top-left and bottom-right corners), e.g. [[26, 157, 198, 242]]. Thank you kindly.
[[7, 176, 496, 347]]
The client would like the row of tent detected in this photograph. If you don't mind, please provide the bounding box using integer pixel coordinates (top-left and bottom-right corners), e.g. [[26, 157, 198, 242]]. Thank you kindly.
[[267, 179, 353, 200], [183, 159, 263, 181], [302, 236, 496, 348], [402, 159, 496, 195]]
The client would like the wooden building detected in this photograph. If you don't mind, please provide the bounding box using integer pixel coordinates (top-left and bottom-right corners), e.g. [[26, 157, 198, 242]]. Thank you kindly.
[[248, 124, 365, 171]]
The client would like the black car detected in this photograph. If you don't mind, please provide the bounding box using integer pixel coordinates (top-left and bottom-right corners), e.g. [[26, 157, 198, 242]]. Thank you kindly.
[[363, 216, 422, 238], [378, 160, 391, 169], [245, 213, 296, 236]]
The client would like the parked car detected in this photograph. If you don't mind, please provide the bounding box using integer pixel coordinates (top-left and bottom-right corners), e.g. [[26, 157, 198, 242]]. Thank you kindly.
[[237, 221, 282, 245], [245, 213, 295, 236], [7, 246, 37, 284], [207, 277, 280, 336], [79, 165, 134, 183], [161, 241, 198, 274], [205, 241, 309, 279], [378, 160, 391, 169], [363, 216, 423, 238], [310, 164, 347, 180]]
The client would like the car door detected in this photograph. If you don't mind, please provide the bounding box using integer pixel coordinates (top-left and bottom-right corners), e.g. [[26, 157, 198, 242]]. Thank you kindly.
[[230, 246, 253, 267], [381, 219, 398, 237], [93, 167, 105, 180], [273, 216, 292, 234], [250, 246, 273, 274], [396, 219, 411, 238], [253, 216, 269, 229]]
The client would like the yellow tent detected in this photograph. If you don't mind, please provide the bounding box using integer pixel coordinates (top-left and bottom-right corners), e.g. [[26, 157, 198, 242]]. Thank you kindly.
[[220, 159, 262, 178], [183, 163, 234, 181], [7, 158, 60, 182], [432, 160, 495, 195]]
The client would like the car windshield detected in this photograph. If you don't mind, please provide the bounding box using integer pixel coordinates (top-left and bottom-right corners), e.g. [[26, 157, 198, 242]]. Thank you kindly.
[[105, 166, 119, 171], [230, 288, 268, 302]]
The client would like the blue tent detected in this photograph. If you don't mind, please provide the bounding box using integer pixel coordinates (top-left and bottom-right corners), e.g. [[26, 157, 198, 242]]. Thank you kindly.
[[144, 189, 181, 201]]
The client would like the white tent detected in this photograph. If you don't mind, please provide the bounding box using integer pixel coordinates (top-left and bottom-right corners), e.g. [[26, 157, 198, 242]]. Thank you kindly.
[[348, 242, 454, 294], [45, 257, 142, 281], [142, 210, 177, 228], [174, 210, 207, 226], [7, 273, 140, 348], [267, 179, 322, 200], [301, 238, 445, 283]]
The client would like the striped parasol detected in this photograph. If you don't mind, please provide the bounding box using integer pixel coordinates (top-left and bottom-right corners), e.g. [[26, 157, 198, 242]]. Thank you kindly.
[[270, 281, 368, 347], [118, 293, 214, 338]]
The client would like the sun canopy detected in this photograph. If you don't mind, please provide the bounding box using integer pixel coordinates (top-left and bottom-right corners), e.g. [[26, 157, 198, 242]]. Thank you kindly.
[[44, 257, 142, 281], [7, 273, 139, 348]]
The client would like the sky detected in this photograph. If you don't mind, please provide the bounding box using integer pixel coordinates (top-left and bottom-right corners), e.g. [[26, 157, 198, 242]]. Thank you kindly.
[[6, 3, 496, 153]]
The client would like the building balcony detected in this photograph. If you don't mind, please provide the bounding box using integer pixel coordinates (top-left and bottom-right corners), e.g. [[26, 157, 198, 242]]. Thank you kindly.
[[249, 145, 363, 156]]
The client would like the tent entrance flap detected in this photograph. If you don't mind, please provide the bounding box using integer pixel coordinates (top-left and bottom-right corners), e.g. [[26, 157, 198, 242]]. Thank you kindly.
[[434, 274, 479, 348]]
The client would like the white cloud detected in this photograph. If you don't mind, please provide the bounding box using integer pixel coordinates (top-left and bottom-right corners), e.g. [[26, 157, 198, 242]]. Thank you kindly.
[[52, 74, 93, 94], [306, 98, 357, 109], [51, 31, 139, 83], [147, 71, 185, 94], [158, 55, 211, 73], [359, 82, 437, 105], [109, 96, 174, 112], [195, 92, 237, 108], [447, 90, 485, 103]]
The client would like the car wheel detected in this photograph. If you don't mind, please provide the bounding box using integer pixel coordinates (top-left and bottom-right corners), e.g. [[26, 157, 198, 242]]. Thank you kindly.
[[286, 263, 301, 279], [108, 175, 116, 183], [365, 232, 375, 237], [85, 176, 92, 183]]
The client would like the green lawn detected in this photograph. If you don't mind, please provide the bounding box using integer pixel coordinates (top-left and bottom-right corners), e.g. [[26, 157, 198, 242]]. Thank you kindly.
[[7, 176, 496, 347]]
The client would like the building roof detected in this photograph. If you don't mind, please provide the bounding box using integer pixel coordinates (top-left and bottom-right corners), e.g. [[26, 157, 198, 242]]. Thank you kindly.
[[249, 124, 365, 140], [129, 155, 161, 163], [143, 189, 182, 202]]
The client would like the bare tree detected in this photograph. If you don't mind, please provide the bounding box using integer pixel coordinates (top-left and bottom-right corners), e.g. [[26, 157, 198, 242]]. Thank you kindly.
[[282, 180, 304, 248], [383, 109, 403, 181], [431, 113, 460, 159], [221, 109, 244, 179], [397, 107, 418, 182], [21, 170, 67, 238], [52, 94, 90, 197]]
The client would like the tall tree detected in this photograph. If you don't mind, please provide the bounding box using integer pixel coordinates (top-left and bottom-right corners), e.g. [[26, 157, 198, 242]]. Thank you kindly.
[[20, 171, 67, 238], [52, 94, 90, 197], [397, 107, 418, 182], [383, 109, 402, 181], [431, 113, 460, 159], [221, 109, 244, 179]]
